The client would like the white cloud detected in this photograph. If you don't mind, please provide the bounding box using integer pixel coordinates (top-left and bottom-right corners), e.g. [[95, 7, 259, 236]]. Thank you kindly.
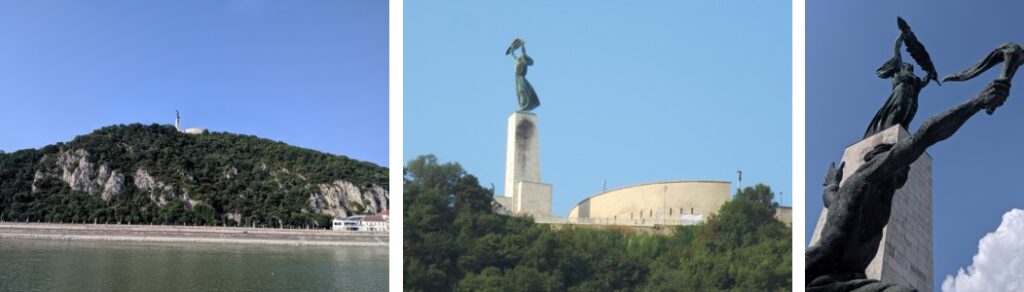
[[942, 208, 1024, 292]]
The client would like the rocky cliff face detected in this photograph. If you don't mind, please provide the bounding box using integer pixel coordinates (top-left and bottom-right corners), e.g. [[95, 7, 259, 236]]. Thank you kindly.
[[307, 180, 389, 218], [133, 168, 175, 207], [33, 149, 126, 201], [28, 147, 388, 221]]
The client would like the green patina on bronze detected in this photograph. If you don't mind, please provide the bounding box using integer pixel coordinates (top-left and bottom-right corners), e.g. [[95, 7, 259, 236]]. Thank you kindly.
[[506, 38, 540, 112], [864, 17, 939, 139]]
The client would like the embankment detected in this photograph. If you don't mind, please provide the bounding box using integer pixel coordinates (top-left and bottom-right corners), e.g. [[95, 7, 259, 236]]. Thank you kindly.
[[0, 223, 388, 247]]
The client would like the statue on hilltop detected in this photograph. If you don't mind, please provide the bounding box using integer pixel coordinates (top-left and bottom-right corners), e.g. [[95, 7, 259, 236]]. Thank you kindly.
[[863, 17, 940, 139], [506, 38, 540, 112]]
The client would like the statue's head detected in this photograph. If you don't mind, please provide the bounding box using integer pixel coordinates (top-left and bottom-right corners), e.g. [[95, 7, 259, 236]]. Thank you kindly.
[[901, 63, 915, 74]]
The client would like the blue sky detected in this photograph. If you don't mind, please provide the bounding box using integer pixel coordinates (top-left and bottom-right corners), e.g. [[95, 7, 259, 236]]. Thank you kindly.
[[0, 0, 388, 166], [405, 1, 791, 216], [806, 1, 1024, 289]]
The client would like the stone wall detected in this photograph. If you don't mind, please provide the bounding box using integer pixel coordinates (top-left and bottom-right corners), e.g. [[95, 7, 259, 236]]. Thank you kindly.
[[516, 181, 552, 218], [567, 181, 731, 221], [775, 207, 793, 227], [0, 223, 387, 247]]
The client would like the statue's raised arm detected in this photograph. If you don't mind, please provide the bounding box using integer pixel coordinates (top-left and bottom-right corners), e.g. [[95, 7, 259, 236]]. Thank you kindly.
[[505, 38, 524, 57], [876, 32, 905, 79], [864, 17, 938, 138]]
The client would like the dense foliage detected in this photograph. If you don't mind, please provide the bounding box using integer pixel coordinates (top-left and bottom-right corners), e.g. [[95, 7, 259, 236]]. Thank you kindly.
[[404, 155, 790, 291], [0, 124, 387, 228]]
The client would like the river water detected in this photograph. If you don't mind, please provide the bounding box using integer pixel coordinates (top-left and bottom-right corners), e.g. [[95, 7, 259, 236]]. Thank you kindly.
[[0, 239, 387, 291]]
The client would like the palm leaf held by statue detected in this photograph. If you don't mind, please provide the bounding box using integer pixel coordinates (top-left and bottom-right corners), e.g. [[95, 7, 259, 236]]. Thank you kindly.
[[898, 17, 940, 86]]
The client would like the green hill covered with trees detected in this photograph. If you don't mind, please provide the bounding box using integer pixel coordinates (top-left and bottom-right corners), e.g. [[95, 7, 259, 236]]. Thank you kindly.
[[0, 124, 388, 228], [404, 155, 790, 291]]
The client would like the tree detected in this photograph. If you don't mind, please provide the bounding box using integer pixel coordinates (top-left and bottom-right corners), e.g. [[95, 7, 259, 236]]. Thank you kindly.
[[192, 204, 216, 225], [403, 155, 791, 291], [0, 123, 389, 229], [735, 183, 778, 211]]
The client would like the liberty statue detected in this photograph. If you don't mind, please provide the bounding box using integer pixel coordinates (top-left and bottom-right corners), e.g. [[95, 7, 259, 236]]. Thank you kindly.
[[506, 38, 540, 112], [807, 18, 1023, 292], [863, 17, 940, 139], [808, 72, 1015, 292]]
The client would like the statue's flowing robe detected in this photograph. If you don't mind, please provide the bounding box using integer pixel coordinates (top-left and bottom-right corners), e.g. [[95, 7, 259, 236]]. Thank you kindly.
[[515, 54, 540, 112], [864, 73, 923, 138]]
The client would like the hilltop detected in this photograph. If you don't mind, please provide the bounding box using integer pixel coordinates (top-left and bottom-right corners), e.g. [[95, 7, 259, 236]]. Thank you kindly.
[[0, 124, 388, 228], [404, 155, 790, 291]]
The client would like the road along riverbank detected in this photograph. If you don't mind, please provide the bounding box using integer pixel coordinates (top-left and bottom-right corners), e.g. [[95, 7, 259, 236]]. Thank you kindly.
[[0, 223, 387, 247]]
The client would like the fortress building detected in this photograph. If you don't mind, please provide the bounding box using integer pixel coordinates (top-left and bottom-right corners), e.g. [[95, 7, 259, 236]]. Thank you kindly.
[[175, 110, 207, 135], [568, 180, 731, 225], [492, 111, 792, 226], [566, 180, 792, 226]]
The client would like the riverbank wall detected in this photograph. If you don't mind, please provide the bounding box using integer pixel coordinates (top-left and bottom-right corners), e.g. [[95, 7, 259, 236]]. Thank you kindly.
[[0, 223, 388, 247]]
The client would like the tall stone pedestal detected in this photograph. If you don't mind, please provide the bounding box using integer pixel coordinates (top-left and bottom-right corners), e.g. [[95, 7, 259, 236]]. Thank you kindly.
[[809, 126, 933, 292], [497, 112, 552, 218]]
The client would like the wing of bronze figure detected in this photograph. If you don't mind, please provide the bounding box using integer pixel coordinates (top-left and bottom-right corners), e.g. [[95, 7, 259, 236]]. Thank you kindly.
[[897, 17, 940, 85], [505, 38, 524, 55]]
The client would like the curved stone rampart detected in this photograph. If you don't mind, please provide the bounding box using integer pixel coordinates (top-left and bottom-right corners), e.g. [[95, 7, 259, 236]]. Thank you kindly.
[[568, 180, 731, 221]]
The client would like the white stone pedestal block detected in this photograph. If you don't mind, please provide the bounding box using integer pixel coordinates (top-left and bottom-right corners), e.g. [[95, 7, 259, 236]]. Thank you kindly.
[[809, 125, 933, 292], [516, 181, 552, 218], [498, 112, 552, 218], [504, 112, 541, 198]]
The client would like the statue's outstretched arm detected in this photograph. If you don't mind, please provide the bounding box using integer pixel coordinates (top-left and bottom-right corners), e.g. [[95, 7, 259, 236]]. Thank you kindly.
[[867, 80, 1011, 181], [944, 48, 1006, 82], [944, 43, 1023, 83]]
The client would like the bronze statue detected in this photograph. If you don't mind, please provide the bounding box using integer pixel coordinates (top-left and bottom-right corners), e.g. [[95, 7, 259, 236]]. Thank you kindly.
[[506, 38, 540, 112], [808, 18, 1022, 292], [808, 79, 1013, 292], [864, 17, 939, 139]]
